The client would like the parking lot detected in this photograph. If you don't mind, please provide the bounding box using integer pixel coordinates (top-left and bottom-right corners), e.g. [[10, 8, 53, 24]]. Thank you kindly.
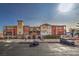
[[0, 41, 79, 56]]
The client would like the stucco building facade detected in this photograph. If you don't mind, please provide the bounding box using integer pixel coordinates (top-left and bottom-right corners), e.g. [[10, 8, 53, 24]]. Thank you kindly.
[[40, 24, 52, 36]]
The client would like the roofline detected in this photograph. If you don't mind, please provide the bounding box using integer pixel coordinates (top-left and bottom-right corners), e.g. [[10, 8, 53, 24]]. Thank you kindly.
[[40, 24, 52, 26], [52, 25, 66, 26]]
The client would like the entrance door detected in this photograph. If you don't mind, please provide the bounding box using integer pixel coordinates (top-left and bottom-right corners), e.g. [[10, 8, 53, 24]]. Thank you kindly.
[[33, 35, 35, 39]]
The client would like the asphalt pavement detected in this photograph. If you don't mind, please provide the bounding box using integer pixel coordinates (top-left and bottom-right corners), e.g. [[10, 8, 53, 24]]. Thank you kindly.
[[0, 42, 79, 56]]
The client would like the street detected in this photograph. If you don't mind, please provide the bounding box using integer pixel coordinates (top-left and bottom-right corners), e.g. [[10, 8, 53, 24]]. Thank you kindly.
[[0, 41, 79, 56]]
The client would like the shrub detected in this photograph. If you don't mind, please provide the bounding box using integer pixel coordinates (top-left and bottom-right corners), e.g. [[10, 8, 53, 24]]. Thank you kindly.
[[43, 35, 60, 39]]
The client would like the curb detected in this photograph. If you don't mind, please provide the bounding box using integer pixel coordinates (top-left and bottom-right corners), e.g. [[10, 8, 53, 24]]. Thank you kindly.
[[0, 41, 60, 43]]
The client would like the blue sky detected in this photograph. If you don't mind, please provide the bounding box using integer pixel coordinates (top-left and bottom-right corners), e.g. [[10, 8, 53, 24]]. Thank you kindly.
[[0, 3, 79, 31]]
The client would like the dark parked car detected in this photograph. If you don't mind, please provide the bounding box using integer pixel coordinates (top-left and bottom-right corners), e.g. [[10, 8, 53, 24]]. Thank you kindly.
[[60, 35, 75, 46], [60, 39, 75, 46], [29, 41, 39, 47]]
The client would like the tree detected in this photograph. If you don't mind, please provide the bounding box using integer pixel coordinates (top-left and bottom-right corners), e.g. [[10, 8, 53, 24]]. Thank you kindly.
[[76, 32, 79, 37], [70, 29, 75, 37]]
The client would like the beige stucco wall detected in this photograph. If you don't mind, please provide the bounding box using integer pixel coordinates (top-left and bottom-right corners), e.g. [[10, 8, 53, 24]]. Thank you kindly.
[[40, 25, 52, 35]]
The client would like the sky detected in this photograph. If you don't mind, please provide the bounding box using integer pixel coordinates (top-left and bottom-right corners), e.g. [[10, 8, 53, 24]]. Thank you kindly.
[[0, 3, 79, 31]]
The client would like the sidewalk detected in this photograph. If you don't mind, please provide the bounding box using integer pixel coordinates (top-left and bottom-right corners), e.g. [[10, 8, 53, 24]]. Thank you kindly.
[[43, 39, 60, 43], [0, 39, 60, 43]]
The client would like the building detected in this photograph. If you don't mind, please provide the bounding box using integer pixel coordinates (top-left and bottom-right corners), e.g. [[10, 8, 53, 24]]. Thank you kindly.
[[0, 32, 3, 39], [3, 26, 17, 39], [52, 25, 66, 36], [3, 20, 29, 39], [3, 20, 66, 39], [29, 26, 41, 39], [17, 20, 24, 38], [40, 24, 52, 36], [40, 24, 66, 37], [23, 26, 30, 39]]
